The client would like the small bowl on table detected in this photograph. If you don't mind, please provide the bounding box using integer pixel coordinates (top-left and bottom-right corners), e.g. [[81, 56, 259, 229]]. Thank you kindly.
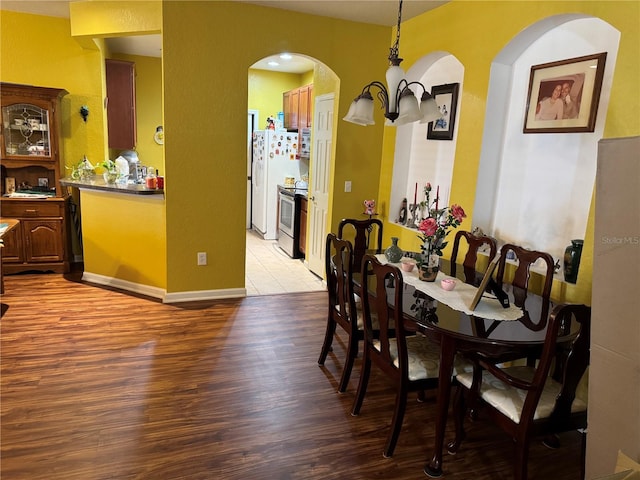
[[400, 258, 416, 272], [440, 278, 457, 291]]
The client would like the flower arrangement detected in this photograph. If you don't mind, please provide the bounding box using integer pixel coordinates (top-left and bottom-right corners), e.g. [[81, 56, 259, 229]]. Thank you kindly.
[[416, 183, 466, 265]]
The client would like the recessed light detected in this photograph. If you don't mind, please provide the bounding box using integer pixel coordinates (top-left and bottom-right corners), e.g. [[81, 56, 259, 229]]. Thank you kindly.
[[279, 53, 292, 60], [268, 61, 279, 67]]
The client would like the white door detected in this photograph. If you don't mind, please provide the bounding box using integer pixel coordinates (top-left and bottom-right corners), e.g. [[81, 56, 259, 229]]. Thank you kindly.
[[307, 94, 334, 277]]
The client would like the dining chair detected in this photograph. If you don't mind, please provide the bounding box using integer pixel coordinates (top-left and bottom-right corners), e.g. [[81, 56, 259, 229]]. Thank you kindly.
[[496, 243, 555, 331], [337, 218, 383, 274], [318, 233, 373, 393], [350, 254, 443, 458], [450, 230, 498, 286], [448, 303, 591, 480]]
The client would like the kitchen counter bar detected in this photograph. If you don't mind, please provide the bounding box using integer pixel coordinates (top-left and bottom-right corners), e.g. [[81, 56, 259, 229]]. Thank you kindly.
[[60, 177, 164, 195]]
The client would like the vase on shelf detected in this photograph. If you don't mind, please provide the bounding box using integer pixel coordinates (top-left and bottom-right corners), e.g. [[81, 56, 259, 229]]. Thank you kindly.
[[418, 253, 440, 282], [384, 237, 403, 263], [563, 239, 583, 284], [103, 171, 118, 184]]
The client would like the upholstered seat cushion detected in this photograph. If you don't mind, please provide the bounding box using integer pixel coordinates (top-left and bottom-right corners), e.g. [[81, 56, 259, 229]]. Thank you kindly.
[[456, 366, 588, 423], [373, 336, 471, 381]]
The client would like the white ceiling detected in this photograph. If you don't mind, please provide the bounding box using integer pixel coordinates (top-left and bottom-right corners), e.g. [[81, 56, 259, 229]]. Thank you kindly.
[[1, 0, 446, 71]]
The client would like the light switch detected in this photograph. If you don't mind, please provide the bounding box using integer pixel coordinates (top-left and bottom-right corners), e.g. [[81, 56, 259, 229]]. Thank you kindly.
[[345, 180, 352, 193]]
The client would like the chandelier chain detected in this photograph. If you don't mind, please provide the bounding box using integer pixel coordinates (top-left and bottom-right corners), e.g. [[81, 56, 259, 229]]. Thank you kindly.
[[389, 0, 403, 63]]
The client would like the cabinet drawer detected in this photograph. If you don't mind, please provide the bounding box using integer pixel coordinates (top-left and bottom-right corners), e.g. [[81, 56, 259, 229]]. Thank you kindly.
[[1, 201, 64, 217]]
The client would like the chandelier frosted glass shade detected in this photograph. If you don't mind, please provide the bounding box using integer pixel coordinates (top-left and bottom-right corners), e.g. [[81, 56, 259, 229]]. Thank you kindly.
[[342, 0, 441, 128]]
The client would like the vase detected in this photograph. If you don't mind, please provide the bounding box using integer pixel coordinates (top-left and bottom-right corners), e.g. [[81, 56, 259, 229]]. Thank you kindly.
[[418, 254, 440, 282], [384, 237, 403, 263], [563, 239, 583, 284], [103, 171, 118, 184]]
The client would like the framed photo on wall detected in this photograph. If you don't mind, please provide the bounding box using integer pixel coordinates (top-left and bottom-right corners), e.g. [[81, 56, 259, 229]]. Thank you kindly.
[[427, 83, 459, 140], [523, 52, 607, 133]]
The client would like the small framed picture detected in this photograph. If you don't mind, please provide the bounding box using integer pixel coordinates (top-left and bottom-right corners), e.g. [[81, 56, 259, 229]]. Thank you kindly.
[[427, 83, 460, 141], [523, 52, 607, 133], [38, 177, 49, 188], [5, 177, 16, 195]]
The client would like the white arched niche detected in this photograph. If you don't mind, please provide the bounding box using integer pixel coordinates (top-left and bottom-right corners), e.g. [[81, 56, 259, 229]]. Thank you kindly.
[[389, 53, 464, 226], [473, 15, 620, 262]]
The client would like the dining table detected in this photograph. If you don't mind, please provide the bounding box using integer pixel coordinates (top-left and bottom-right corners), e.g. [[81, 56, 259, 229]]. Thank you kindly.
[[372, 254, 569, 478]]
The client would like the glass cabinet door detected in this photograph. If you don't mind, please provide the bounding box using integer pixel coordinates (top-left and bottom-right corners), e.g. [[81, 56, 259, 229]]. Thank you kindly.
[[2, 103, 51, 157]]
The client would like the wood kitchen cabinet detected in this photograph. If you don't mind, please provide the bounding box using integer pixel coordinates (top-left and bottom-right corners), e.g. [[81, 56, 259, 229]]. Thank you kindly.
[[0, 82, 70, 274], [283, 84, 312, 131], [299, 196, 308, 255], [106, 59, 137, 150]]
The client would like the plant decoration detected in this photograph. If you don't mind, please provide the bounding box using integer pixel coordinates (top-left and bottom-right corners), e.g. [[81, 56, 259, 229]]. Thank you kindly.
[[416, 183, 466, 265], [99, 159, 119, 184], [67, 156, 95, 180], [80, 105, 89, 122]]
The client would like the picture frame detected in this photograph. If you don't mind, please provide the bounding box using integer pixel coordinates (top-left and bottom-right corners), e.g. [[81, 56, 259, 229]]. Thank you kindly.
[[523, 52, 607, 133], [427, 83, 459, 140], [468, 253, 501, 311]]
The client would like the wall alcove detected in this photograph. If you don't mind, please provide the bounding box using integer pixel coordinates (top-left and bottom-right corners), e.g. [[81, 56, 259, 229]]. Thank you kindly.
[[473, 14, 620, 263], [389, 52, 464, 226]]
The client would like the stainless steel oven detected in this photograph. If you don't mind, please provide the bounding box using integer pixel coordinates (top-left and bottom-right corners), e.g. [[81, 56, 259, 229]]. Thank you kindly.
[[278, 186, 304, 258]]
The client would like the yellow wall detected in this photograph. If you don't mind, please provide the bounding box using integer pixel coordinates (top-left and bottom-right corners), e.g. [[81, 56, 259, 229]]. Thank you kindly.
[[377, 0, 640, 306], [161, 1, 389, 294], [81, 190, 166, 288]]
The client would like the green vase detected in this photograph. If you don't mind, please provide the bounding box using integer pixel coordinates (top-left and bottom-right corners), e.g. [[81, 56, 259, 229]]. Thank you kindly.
[[384, 237, 403, 263], [563, 239, 583, 284]]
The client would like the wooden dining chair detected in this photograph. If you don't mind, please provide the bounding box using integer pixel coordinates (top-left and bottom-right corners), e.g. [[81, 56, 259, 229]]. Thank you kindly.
[[337, 218, 383, 274], [448, 303, 591, 480], [350, 254, 443, 458], [450, 230, 498, 286], [318, 233, 371, 393], [496, 243, 555, 331]]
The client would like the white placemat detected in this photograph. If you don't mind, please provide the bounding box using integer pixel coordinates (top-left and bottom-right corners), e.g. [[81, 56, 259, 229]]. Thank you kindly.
[[375, 255, 523, 321]]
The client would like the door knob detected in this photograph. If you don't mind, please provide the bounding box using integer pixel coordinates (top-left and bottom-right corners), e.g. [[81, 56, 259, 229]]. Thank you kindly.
[[309, 196, 315, 202]]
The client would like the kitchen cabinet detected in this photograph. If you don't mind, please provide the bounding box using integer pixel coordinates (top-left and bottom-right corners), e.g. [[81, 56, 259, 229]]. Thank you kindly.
[[0, 82, 70, 274], [283, 84, 312, 131], [299, 196, 307, 255], [106, 59, 137, 150]]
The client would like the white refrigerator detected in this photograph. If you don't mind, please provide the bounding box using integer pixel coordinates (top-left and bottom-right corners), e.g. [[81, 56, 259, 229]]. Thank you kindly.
[[251, 130, 299, 239]]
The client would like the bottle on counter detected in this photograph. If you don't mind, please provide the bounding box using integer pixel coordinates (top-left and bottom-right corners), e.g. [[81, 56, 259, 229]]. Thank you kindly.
[[156, 169, 164, 190], [145, 167, 157, 189]]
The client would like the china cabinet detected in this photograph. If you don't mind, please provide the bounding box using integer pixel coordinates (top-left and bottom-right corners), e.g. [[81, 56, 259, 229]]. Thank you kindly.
[[1, 82, 70, 274]]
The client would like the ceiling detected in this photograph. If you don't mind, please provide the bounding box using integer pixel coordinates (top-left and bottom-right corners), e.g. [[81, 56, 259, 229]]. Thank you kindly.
[[1, 0, 446, 72]]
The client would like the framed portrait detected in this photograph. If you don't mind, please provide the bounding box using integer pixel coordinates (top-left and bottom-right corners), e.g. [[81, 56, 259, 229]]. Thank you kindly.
[[523, 52, 607, 133], [427, 83, 459, 140]]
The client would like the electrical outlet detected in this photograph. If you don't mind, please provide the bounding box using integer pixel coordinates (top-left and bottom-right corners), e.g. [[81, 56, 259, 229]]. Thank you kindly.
[[345, 180, 352, 193], [197, 252, 207, 266]]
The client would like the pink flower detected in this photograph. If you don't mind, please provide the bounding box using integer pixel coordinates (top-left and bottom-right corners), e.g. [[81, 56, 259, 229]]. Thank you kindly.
[[418, 217, 438, 237], [450, 204, 466, 223], [425, 182, 432, 191]]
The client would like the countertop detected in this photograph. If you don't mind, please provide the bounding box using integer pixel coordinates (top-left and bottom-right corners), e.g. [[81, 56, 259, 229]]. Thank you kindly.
[[60, 177, 164, 196]]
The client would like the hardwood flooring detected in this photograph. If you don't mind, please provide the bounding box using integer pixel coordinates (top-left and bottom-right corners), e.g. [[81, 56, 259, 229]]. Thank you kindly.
[[1, 272, 584, 479]]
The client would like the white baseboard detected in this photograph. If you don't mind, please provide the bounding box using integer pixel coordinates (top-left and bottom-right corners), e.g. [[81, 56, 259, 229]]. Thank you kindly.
[[82, 271, 246, 303]]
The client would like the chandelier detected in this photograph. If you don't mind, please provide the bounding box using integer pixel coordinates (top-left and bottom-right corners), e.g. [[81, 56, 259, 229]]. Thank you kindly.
[[343, 0, 440, 126]]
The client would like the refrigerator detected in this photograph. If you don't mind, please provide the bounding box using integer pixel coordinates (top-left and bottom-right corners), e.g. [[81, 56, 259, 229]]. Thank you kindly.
[[251, 130, 299, 239]]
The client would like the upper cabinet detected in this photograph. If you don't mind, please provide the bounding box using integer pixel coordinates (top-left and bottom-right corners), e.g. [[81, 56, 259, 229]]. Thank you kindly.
[[283, 84, 312, 131], [106, 59, 137, 150], [1, 82, 67, 194]]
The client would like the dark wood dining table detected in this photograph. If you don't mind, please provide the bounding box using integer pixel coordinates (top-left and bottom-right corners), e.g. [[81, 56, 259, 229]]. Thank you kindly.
[[372, 254, 570, 478]]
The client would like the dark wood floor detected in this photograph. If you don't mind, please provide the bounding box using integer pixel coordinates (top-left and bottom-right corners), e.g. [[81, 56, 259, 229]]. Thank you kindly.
[[1, 272, 584, 479]]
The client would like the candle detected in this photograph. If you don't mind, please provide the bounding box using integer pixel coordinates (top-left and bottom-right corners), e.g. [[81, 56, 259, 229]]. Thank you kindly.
[[436, 185, 439, 211], [414, 183, 417, 206]]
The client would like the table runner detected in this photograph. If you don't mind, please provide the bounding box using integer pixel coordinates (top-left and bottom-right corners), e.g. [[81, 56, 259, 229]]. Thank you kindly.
[[375, 255, 523, 321]]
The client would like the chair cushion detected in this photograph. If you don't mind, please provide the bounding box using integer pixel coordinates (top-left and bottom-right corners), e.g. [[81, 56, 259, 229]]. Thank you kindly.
[[456, 366, 588, 423], [373, 336, 471, 381]]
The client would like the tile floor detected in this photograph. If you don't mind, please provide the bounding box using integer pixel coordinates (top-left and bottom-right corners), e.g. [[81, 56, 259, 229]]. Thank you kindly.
[[245, 229, 325, 296]]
